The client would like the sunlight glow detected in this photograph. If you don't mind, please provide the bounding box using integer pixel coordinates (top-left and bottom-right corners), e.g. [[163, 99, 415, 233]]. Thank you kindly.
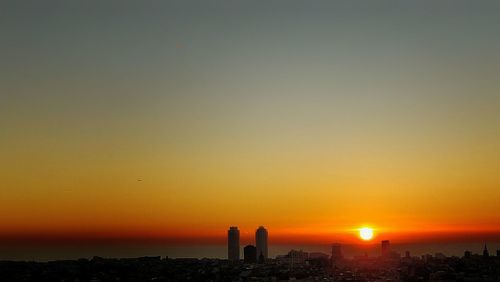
[[359, 227, 374, 241]]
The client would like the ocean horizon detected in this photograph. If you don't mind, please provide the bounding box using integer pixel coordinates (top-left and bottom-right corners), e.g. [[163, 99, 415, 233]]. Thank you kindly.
[[1, 241, 498, 262]]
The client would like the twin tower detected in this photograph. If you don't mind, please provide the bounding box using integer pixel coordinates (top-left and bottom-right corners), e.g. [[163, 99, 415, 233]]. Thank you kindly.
[[228, 226, 268, 262]]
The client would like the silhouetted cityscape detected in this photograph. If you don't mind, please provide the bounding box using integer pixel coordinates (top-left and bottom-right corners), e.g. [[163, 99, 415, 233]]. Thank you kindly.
[[4, 1, 500, 281], [0, 227, 499, 281]]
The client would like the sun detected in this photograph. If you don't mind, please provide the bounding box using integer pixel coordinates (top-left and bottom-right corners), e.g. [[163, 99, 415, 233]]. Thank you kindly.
[[359, 227, 374, 241]]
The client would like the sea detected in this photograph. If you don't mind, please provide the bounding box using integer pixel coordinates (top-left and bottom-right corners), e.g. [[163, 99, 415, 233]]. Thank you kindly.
[[1, 242, 499, 262]]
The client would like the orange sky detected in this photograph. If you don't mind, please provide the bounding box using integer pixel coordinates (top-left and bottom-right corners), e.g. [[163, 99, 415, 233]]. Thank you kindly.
[[2, 1, 500, 246]]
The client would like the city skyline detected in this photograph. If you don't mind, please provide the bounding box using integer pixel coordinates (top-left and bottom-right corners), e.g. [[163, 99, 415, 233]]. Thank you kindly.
[[2, 241, 499, 281]]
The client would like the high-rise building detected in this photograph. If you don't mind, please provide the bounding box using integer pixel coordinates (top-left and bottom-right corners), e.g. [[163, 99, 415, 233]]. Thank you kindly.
[[381, 240, 390, 257], [331, 243, 343, 260], [255, 226, 268, 262], [288, 249, 309, 266], [331, 243, 343, 268], [227, 226, 240, 261], [483, 244, 489, 257], [244, 245, 257, 263]]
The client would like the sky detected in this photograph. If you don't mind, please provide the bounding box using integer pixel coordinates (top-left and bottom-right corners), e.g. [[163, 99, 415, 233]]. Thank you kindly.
[[1, 0, 500, 246]]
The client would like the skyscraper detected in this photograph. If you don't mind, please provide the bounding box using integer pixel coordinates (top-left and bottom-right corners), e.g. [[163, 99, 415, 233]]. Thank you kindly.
[[381, 240, 390, 257], [244, 245, 257, 263], [330, 243, 343, 268], [331, 243, 343, 260], [255, 226, 268, 262], [227, 226, 240, 261], [483, 244, 489, 257]]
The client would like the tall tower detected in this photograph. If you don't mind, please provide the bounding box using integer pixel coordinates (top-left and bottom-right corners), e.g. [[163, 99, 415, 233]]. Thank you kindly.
[[331, 243, 343, 268], [227, 226, 240, 261], [331, 243, 343, 260], [483, 244, 489, 258], [255, 226, 268, 262], [381, 240, 390, 257]]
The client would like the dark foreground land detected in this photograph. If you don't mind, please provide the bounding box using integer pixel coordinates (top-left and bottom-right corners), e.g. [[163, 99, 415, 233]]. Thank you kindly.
[[0, 254, 499, 281]]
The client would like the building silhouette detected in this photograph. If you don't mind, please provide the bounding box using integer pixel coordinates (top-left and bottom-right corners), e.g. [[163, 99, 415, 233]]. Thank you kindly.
[[288, 249, 309, 267], [227, 226, 240, 261], [330, 243, 343, 268], [331, 243, 343, 260], [483, 244, 489, 258], [244, 245, 257, 263], [255, 226, 268, 262], [381, 240, 390, 257]]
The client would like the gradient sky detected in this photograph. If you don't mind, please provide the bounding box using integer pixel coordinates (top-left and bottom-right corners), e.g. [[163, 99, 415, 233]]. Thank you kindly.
[[1, 0, 500, 244]]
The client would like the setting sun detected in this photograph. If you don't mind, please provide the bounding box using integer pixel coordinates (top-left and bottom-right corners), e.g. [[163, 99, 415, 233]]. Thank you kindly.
[[359, 227, 374, 241]]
